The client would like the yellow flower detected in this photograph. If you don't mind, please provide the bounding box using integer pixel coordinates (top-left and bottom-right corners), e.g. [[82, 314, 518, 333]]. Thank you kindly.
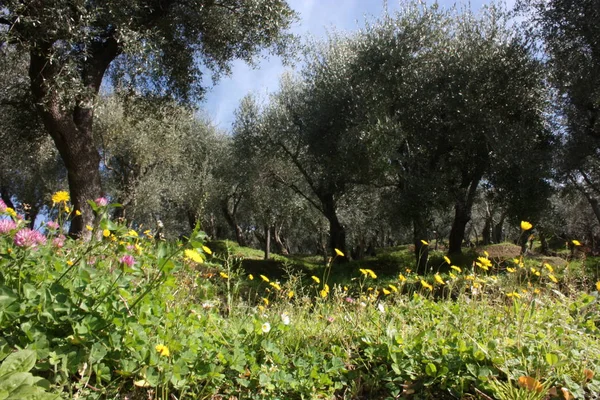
[[75, 210, 82, 216], [530, 267, 540, 276], [184, 249, 204, 263], [443, 256, 451, 264], [260, 275, 269, 283], [287, 290, 294, 299], [320, 289, 328, 298], [269, 282, 281, 291], [52, 191, 70, 205], [334, 248, 344, 257], [520, 221, 533, 231], [248, 274, 254, 280], [128, 230, 138, 237], [434, 274, 445, 285], [220, 272, 229, 279], [484, 250, 489, 257], [155, 344, 170, 357], [476, 262, 488, 271], [5, 207, 16, 217], [85, 225, 93, 231], [361, 269, 377, 279], [548, 274, 558, 283], [449, 272, 457, 279], [596, 281, 600, 291], [202, 245, 212, 255], [311, 276, 320, 284], [543, 263, 554, 272], [450, 265, 462, 273], [477, 257, 492, 268], [465, 275, 475, 280], [420, 239, 429, 246], [262, 297, 269, 306], [388, 284, 398, 292], [398, 274, 407, 282], [64, 206, 71, 213], [143, 229, 152, 236], [572, 240, 581, 246], [66, 260, 74, 266], [103, 229, 110, 238], [382, 288, 391, 295], [507, 291, 521, 299], [420, 280, 433, 291], [507, 267, 516, 273]]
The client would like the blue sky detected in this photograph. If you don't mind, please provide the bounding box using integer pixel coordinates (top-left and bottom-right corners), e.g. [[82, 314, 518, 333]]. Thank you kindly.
[[202, 0, 515, 130]]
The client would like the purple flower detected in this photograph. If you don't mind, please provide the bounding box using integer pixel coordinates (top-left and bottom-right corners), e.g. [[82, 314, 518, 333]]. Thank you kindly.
[[14, 228, 46, 247], [95, 197, 108, 207], [0, 219, 17, 234], [52, 234, 66, 248], [120, 255, 135, 267], [46, 221, 60, 230], [0, 199, 6, 212]]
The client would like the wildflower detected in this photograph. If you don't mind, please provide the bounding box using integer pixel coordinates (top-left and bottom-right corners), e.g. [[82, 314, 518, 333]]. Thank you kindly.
[[0, 198, 6, 212], [465, 275, 475, 280], [155, 344, 170, 357], [220, 272, 229, 279], [476, 257, 491, 271], [572, 240, 581, 246], [548, 274, 558, 283], [75, 210, 82, 216], [120, 255, 135, 267], [261, 322, 271, 333], [46, 221, 59, 230], [451, 265, 462, 273], [64, 206, 71, 213], [85, 225, 93, 231], [420, 239, 429, 246], [334, 248, 344, 257], [366, 269, 377, 279], [320, 289, 328, 298], [66, 260, 74, 266], [281, 313, 290, 325], [95, 197, 108, 207], [596, 281, 600, 291], [343, 286, 348, 291], [269, 282, 281, 290], [517, 376, 542, 392], [405, 268, 412, 273], [389, 284, 398, 292], [398, 273, 407, 282], [128, 229, 138, 237], [5, 207, 16, 218], [14, 228, 46, 247], [377, 303, 385, 313], [543, 263, 554, 273], [530, 267, 540, 276], [434, 274, 445, 285], [420, 280, 433, 291], [326, 316, 335, 323], [102, 229, 111, 238], [345, 297, 354, 303], [52, 191, 70, 205], [260, 275, 269, 283], [184, 249, 204, 263], [53, 235, 66, 248], [449, 272, 457, 279], [248, 274, 254, 280], [506, 292, 521, 298], [507, 267, 516, 273], [484, 250, 489, 257], [200, 245, 212, 255], [287, 290, 294, 299], [0, 219, 17, 234], [262, 297, 269, 306], [311, 275, 320, 284], [520, 221, 533, 231], [443, 256, 451, 264], [382, 288, 391, 295]]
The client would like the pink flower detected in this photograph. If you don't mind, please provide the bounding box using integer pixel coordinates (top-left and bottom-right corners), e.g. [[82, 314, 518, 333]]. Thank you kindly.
[[52, 235, 66, 248], [14, 228, 46, 247], [344, 297, 354, 303], [120, 255, 135, 267], [95, 197, 108, 207], [0, 219, 16, 234], [0, 199, 6, 212], [46, 221, 60, 230]]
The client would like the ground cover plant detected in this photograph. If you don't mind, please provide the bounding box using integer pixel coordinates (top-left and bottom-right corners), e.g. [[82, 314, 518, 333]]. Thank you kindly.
[[1, 196, 599, 400]]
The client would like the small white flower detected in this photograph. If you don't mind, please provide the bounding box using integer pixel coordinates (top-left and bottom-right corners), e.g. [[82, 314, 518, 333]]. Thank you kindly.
[[377, 302, 385, 313], [261, 322, 271, 333], [281, 313, 290, 325]]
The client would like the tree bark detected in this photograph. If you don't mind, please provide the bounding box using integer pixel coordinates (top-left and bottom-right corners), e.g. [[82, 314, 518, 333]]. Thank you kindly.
[[448, 174, 482, 255], [321, 192, 347, 260], [221, 200, 246, 247], [273, 225, 289, 255], [264, 225, 271, 260], [492, 213, 505, 243]]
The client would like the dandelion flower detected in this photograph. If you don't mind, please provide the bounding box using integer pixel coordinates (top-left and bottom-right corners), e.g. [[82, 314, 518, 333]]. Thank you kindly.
[[520, 221, 533, 231], [261, 322, 271, 333], [155, 344, 170, 357], [128, 230, 138, 237], [449, 272, 457, 279], [184, 249, 204, 263], [220, 272, 229, 279], [543, 263, 554, 273], [451, 265, 462, 273], [103, 229, 111, 238], [506, 292, 521, 298], [248, 274, 254, 280], [507, 267, 516, 273], [202, 245, 212, 255], [269, 282, 281, 290], [85, 225, 93, 231], [6, 207, 17, 217], [548, 274, 558, 283], [443, 256, 451, 264], [398, 274, 407, 282], [420, 280, 433, 291], [262, 297, 269, 306], [311, 276, 320, 284], [366, 269, 377, 279], [382, 288, 391, 295], [320, 289, 328, 298], [434, 274, 445, 285], [52, 191, 70, 205], [287, 290, 294, 299], [388, 284, 398, 292], [572, 240, 581, 246], [420, 239, 429, 246], [483, 250, 489, 257], [64, 206, 71, 213], [596, 281, 600, 291], [334, 248, 344, 257], [260, 275, 269, 283]]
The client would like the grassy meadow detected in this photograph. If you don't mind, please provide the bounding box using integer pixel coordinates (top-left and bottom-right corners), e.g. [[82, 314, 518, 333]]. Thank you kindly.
[[0, 199, 599, 400]]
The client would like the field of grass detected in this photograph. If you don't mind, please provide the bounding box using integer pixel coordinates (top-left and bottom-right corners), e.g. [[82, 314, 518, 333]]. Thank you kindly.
[[1, 203, 599, 399]]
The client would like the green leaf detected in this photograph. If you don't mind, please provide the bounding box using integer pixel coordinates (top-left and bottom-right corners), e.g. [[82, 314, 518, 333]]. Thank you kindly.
[[545, 352, 559, 366], [425, 363, 437, 377], [0, 351, 36, 376]]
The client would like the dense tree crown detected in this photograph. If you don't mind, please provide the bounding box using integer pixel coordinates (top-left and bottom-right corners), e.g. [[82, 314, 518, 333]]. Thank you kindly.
[[2, 0, 600, 266]]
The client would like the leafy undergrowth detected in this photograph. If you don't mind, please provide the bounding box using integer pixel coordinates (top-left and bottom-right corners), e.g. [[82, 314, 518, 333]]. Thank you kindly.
[[1, 201, 599, 399]]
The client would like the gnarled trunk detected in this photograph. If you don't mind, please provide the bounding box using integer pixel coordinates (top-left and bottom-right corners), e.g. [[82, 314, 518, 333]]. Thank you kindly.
[[321, 192, 347, 260], [448, 174, 482, 255]]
